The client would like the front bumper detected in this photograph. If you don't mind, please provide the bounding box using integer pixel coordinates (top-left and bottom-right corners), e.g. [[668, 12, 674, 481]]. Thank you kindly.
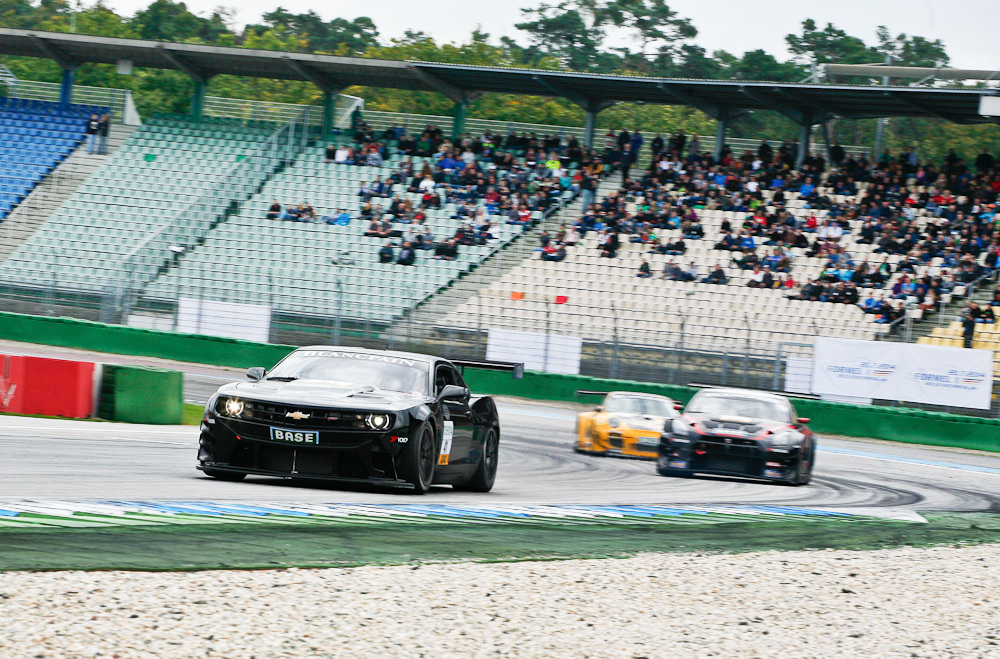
[[198, 416, 403, 484], [660, 434, 800, 480], [580, 427, 660, 459]]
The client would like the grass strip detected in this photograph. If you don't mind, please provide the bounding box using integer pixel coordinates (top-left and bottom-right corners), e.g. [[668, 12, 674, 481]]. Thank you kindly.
[[0, 513, 997, 572]]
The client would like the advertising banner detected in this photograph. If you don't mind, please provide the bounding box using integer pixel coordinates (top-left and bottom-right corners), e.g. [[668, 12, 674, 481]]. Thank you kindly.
[[895, 343, 992, 410], [176, 298, 272, 343], [812, 337, 993, 410], [486, 329, 582, 375], [811, 337, 903, 400]]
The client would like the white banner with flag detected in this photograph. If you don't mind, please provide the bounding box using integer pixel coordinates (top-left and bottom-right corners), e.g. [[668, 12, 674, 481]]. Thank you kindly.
[[486, 328, 582, 375], [811, 337, 903, 400], [812, 337, 993, 410], [895, 343, 993, 410]]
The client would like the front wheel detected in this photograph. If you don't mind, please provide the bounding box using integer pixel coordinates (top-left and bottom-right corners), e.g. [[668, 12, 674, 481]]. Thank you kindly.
[[400, 422, 437, 494], [455, 427, 499, 492]]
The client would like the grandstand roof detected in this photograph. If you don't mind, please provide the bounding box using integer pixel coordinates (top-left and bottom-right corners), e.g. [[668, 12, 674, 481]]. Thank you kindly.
[[0, 28, 996, 124]]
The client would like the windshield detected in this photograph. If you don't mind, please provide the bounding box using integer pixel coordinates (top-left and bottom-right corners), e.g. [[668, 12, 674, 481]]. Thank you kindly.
[[605, 395, 678, 417], [267, 350, 430, 395], [686, 393, 790, 423]]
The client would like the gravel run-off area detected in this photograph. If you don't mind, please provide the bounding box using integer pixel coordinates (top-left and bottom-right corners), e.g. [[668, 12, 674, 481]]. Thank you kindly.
[[2, 544, 999, 659]]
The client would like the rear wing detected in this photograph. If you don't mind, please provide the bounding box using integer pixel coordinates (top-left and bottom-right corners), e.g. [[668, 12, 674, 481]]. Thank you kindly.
[[452, 359, 524, 380], [575, 390, 611, 398]]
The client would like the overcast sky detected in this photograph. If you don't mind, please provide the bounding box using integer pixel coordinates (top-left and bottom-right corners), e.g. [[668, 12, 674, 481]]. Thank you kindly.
[[104, 0, 999, 70]]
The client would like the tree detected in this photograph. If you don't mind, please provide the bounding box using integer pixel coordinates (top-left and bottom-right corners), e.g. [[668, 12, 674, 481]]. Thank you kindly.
[[246, 10, 378, 55], [515, 2, 605, 71], [601, 0, 695, 70], [129, 0, 226, 44], [785, 19, 875, 65], [874, 25, 948, 68]]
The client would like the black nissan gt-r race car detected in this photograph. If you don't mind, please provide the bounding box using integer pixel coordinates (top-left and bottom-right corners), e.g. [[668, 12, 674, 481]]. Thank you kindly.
[[197, 347, 521, 493], [658, 387, 815, 486]]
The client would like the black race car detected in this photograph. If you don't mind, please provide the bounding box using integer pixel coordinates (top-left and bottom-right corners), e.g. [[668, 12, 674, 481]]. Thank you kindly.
[[197, 347, 521, 493], [658, 387, 815, 485]]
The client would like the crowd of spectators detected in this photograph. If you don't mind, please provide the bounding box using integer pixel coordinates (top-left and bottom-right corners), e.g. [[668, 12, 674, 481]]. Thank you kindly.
[[270, 120, 622, 266], [534, 127, 1000, 330]]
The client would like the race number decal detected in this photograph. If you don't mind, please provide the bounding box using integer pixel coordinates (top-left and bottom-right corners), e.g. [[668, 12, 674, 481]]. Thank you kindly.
[[438, 421, 454, 465]]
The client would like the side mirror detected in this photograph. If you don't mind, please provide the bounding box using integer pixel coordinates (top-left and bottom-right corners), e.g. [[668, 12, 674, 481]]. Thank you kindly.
[[673, 403, 683, 411], [246, 367, 266, 382], [439, 384, 470, 401], [797, 417, 811, 425], [594, 405, 604, 412]]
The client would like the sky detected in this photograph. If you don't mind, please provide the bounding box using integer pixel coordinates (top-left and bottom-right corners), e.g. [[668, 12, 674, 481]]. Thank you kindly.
[[101, 0, 1000, 70]]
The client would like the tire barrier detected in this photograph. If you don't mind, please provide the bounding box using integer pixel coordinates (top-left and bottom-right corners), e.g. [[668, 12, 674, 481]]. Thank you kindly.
[[0, 355, 94, 418], [98, 365, 183, 425]]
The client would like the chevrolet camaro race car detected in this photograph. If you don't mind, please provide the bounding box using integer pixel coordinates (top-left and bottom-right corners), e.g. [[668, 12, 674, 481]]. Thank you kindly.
[[575, 391, 681, 459], [658, 387, 815, 485], [197, 347, 521, 493]]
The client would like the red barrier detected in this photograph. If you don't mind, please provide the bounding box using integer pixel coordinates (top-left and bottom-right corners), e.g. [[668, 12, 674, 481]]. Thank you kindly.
[[0, 355, 94, 418]]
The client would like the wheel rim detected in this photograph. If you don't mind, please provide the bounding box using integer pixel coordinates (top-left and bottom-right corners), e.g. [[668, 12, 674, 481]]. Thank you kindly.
[[418, 427, 435, 486], [484, 430, 498, 477]]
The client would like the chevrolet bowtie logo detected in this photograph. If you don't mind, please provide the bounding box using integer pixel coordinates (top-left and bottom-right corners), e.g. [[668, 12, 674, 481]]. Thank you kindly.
[[286, 411, 311, 420]]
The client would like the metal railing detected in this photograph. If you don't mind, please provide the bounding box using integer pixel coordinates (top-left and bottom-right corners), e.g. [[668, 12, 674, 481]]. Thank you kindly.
[[111, 106, 318, 321], [202, 94, 363, 129], [0, 76, 133, 123]]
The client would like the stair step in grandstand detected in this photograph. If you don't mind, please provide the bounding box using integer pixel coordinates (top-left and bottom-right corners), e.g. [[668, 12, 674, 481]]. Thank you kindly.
[[0, 98, 109, 221], [0, 124, 138, 263]]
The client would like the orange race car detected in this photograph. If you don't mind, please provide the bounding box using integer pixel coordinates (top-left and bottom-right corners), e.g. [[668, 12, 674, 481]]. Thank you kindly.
[[574, 391, 681, 459]]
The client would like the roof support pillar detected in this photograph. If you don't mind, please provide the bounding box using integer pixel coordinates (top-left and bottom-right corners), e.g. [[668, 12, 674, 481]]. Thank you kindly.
[[321, 87, 341, 141], [190, 78, 207, 121], [713, 109, 729, 161], [820, 120, 833, 169], [451, 101, 467, 142], [59, 67, 74, 108], [583, 108, 597, 150], [796, 120, 813, 170]]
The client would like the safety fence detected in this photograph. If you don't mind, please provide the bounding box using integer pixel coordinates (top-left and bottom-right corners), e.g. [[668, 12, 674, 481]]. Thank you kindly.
[[109, 107, 317, 322], [202, 94, 363, 130]]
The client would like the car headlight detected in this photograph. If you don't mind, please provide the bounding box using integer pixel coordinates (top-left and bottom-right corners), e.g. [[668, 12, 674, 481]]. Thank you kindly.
[[767, 431, 795, 452], [223, 398, 244, 417], [670, 418, 694, 439], [365, 413, 391, 430], [608, 417, 620, 428]]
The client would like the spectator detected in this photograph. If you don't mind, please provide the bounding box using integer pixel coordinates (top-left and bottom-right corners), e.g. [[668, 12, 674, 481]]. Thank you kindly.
[[85, 114, 99, 154], [324, 144, 337, 163], [397, 241, 417, 266], [97, 115, 110, 155], [378, 241, 395, 264], [433, 238, 459, 261], [636, 258, 651, 278], [962, 311, 976, 348], [323, 208, 351, 226], [703, 264, 728, 285], [265, 200, 281, 220]]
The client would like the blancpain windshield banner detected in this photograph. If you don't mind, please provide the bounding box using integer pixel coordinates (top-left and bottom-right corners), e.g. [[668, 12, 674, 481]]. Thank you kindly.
[[811, 337, 992, 410]]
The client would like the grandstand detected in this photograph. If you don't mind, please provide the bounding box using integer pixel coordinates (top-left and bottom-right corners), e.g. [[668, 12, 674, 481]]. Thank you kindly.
[[0, 98, 105, 219], [141, 145, 535, 324], [0, 115, 274, 291]]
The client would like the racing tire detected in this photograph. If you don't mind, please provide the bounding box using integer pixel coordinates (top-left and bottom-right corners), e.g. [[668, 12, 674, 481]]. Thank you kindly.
[[401, 422, 437, 494], [202, 467, 247, 482], [455, 426, 499, 493], [782, 449, 811, 487]]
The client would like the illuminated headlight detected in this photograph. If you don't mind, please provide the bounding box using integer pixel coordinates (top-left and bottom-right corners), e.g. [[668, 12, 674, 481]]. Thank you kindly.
[[365, 413, 391, 430], [223, 398, 244, 417]]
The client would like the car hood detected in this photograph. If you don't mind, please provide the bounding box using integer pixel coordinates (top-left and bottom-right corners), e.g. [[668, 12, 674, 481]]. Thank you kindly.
[[216, 379, 431, 411], [603, 412, 670, 431]]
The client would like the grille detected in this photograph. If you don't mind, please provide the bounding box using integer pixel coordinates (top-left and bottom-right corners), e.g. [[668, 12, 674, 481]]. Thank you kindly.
[[694, 436, 761, 457], [218, 399, 389, 431], [700, 420, 763, 435]]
